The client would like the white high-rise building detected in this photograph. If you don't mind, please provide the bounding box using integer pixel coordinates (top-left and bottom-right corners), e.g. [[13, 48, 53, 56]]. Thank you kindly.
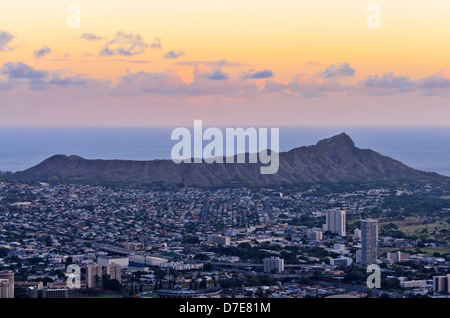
[[86, 264, 103, 288], [106, 264, 122, 283], [325, 209, 346, 237], [354, 228, 361, 241], [0, 279, 14, 298], [0, 270, 14, 298], [307, 229, 323, 241], [433, 274, 450, 293], [361, 219, 378, 266], [263, 257, 284, 273]]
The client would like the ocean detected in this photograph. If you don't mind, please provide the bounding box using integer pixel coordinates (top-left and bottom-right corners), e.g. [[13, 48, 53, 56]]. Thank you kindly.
[[1, 126, 450, 176]]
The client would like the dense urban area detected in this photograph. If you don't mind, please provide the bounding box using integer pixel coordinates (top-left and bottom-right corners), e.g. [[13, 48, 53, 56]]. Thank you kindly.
[[0, 178, 449, 298]]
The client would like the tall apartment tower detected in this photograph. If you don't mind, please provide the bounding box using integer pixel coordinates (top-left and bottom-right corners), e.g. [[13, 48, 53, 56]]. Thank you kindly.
[[361, 219, 378, 266], [0, 270, 14, 284], [0, 279, 14, 298], [263, 257, 284, 273], [86, 264, 103, 288], [354, 228, 361, 241], [105, 263, 122, 283], [326, 209, 346, 237], [0, 270, 14, 298], [433, 274, 450, 293]]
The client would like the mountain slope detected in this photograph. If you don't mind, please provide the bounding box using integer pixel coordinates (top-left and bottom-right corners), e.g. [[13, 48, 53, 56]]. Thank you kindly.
[[10, 133, 443, 186]]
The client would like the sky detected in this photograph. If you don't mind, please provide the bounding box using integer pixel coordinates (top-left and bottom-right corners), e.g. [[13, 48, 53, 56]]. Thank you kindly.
[[1, 0, 450, 126]]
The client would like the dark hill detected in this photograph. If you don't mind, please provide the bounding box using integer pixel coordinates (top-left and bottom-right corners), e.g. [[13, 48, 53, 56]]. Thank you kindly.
[[9, 133, 444, 186]]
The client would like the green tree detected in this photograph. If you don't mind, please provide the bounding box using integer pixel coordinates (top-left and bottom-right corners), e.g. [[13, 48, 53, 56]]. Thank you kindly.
[[313, 269, 323, 280], [0, 248, 9, 258], [194, 254, 210, 261], [344, 269, 364, 284], [102, 274, 122, 292]]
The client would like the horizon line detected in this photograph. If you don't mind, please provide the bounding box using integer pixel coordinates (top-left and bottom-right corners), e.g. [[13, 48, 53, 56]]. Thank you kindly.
[[2, 124, 450, 128]]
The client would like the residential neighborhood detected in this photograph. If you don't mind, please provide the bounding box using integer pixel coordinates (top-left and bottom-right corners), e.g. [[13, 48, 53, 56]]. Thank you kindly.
[[0, 180, 449, 298]]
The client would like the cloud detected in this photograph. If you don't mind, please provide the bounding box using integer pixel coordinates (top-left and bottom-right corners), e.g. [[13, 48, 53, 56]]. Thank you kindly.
[[150, 37, 162, 50], [99, 31, 148, 56], [287, 74, 340, 97], [117, 70, 186, 95], [264, 73, 345, 97], [1, 62, 47, 79], [0, 80, 12, 91], [364, 72, 415, 93], [48, 75, 88, 86], [203, 69, 229, 81], [0, 62, 95, 91], [107, 58, 151, 64], [116, 67, 258, 97], [357, 71, 450, 96], [80, 33, 103, 41], [187, 78, 258, 97], [264, 80, 287, 93], [128, 60, 151, 64], [163, 50, 185, 59], [0, 31, 15, 51], [419, 69, 450, 89], [33, 46, 52, 59], [320, 62, 355, 78], [6, 57, 450, 99], [242, 69, 274, 79], [175, 59, 246, 68], [307, 61, 321, 66]]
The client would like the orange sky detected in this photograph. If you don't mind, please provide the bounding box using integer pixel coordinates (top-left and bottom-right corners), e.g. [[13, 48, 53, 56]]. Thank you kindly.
[[1, 0, 450, 126]]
